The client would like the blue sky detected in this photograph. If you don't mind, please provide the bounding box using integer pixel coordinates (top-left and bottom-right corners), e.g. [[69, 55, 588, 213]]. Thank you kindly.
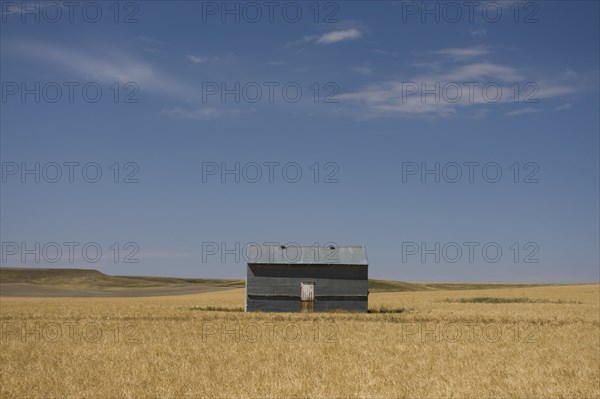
[[1, 1, 598, 282]]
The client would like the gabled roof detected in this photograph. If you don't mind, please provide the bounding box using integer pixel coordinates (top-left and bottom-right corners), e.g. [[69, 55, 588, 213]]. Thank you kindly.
[[247, 244, 368, 265]]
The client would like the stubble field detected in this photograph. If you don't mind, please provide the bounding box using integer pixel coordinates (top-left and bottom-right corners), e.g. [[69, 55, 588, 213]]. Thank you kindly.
[[1, 284, 598, 398]]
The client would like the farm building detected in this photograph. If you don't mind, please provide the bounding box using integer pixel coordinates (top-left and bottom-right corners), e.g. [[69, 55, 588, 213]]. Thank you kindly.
[[245, 244, 368, 312]]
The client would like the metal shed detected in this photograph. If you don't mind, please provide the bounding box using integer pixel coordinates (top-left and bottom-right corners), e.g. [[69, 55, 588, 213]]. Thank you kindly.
[[245, 244, 368, 312]]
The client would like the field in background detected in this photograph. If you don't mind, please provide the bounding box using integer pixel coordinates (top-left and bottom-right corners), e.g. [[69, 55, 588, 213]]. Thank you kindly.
[[1, 281, 598, 398]]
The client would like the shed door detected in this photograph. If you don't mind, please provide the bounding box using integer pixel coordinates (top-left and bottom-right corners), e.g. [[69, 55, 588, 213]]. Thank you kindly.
[[300, 282, 315, 302]]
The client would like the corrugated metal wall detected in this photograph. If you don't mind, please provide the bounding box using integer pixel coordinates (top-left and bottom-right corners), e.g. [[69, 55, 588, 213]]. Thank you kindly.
[[246, 264, 368, 312]]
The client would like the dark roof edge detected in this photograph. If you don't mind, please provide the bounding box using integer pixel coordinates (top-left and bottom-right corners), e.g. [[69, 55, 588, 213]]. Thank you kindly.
[[247, 262, 368, 266]]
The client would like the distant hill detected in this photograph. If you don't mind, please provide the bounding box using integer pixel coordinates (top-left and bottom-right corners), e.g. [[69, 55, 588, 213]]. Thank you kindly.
[[368, 279, 552, 292], [0, 267, 245, 289], [1, 267, 554, 293]]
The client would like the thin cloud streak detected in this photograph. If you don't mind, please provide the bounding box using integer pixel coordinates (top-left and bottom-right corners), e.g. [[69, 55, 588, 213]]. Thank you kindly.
[[505, 107, 542, 116], [6, 39, 193, 100], [433, 46, 491, 60], [554, 103, 573, 111], [302, 28, 363, 45], [161, 107, 250, 120]]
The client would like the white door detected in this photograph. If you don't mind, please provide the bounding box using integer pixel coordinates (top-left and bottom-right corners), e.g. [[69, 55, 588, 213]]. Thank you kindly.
[[300, 282, 315, 302]]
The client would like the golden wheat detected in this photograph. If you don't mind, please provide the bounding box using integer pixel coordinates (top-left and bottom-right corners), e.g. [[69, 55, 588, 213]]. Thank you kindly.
[[1, 284, 598, 398]]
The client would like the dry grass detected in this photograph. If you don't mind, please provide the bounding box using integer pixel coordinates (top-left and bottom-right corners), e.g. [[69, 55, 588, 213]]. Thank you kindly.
[[1, 284, 598, 398]]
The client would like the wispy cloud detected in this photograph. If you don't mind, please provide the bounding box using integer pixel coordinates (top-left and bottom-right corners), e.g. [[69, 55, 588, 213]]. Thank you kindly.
[[505, 107, 542, 116], [161, 107, 250, 120], [469, 108, 492, 119], [373, 49, 398, 57], [185, 55, 205, 64], [433, 46, 490, 61], [134, 36, 168, 54], [469, 28, 487, 38], [6, 39, 192, 99], [185, 54, 224, 64], [352, 66, 373, 76], [339, 46, 579, 119], [303, 28, 363, 45], [554, 103, 572, 111], [161, 107, 226, 120], [535, 83, 577, 99], [136, 36, 167, 46], [418, 62, 524, 82]]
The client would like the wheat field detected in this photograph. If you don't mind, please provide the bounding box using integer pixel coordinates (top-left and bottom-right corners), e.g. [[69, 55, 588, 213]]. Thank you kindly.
[[1, 284, 598, 398]]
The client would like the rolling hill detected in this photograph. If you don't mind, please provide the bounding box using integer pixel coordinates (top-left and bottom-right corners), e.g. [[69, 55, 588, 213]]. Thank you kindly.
[[0, 267, 557, 296]]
